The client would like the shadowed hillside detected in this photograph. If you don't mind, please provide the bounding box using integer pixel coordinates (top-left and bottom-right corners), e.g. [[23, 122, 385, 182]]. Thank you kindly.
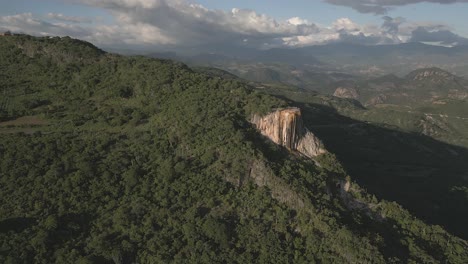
[[297, 102, 468, 239]]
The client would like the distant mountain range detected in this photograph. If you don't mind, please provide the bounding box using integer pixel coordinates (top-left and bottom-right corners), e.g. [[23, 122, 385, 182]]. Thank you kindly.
[[333, 67, 468, 106], [141, 42, 468, 81]]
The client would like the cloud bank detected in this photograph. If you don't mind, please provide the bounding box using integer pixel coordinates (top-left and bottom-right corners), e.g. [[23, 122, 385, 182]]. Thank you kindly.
[[410, 26, 468, 45], [79, 0, 320, 48], [1, 0, 467, 51], [324, 0, 468, 14]]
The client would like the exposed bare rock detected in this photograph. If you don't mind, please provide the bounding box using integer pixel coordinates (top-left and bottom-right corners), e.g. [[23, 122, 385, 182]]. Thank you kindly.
[[251, 108, 326, 158], [296, 132, 327, 159], [332, 178, 384, 221], [366, 94, 387, 106], [409, 68, 455, 82], [448, 90, 468, 100], [419, 115, 450, 137], [333, 87, 360, 99]]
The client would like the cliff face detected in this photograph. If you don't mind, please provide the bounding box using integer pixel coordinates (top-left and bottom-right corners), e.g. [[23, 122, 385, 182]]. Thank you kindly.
[[251, 108, 326, 158]]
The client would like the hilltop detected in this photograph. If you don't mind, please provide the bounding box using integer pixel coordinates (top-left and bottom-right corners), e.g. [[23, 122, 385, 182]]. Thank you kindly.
[[406, 67, 457, 82]]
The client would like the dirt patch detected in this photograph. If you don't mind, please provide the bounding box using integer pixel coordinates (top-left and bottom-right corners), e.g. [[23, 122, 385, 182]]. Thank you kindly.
[[0, 116, 48, 127]]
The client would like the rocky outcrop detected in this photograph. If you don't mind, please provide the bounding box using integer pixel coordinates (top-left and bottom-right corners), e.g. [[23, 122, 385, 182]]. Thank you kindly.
[[251, 108, 326, 158], [333, 87, 360, 99], [419, 114, 450, 137], [366, 94, 387, 106], [409, 68, 454, 82], [339, 179, 384, 221], [296, 132, 327, 158], [448, 90, 468, 100]]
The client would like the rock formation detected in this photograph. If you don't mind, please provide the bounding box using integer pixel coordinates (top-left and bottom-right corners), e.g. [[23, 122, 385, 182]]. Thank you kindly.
[[409, 68, 455, 83], [366, 94, 387, 106], [333, 87, 360, 99], [251, 108, 326, 158]]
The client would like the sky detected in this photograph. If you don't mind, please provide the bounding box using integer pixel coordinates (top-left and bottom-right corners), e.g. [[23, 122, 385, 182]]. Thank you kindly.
[[1, 0, 468, 51]]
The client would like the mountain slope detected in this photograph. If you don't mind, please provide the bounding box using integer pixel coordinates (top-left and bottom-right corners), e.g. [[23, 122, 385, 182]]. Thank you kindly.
[[0, 35, 467, 263], [258, 85, 468, 240]]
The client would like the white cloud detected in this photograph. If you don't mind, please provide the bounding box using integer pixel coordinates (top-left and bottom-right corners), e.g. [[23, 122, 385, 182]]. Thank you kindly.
[[1, 1, 467, 50], [0, 13, 90, 37], [0, 12, 174, 48], [332, 18, 361, 32], [287, 17, 310, 26], [77, 0, 319, 48], [282, 32, 340, 46], [47, 13, 93, 23]]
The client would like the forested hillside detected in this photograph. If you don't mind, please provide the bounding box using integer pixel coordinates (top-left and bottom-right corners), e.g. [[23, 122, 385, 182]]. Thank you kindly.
[[0, 35, 467, 263]]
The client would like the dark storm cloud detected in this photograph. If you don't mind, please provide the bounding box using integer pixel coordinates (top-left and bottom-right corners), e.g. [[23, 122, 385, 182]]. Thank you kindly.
[[410, 26, 468, 45], [324, 0, 468, 14], [382, 16, 405, 35]]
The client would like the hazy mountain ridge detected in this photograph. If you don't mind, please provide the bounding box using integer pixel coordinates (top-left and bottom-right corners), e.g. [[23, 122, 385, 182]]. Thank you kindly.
[[346, 67, 468, 106], [141, 42, 468, 100], [143, 42, 468, 74]]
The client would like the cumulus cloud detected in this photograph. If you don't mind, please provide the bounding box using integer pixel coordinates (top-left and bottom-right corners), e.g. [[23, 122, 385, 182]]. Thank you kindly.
[[329, 17, 401, 45], [78, 0, 411, 48], [332, 18, 362, 32], [0, 1, 321, 49], [324, 0, 468, 14], [1, 1, 467, 51], [282, 18, 391, 46], [0, 12, 175, 48], [336, 32, 394, 45], [77, 0, 319, 48], [0, 13, 90, 38], [287, 17, 310, 26]]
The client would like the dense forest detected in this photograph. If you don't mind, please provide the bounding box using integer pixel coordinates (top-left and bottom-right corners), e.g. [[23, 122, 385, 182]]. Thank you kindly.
[[0, 35, 467, 263]]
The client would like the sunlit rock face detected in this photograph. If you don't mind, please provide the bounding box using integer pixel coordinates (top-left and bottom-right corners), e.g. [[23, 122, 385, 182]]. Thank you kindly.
[[251, 108, 301, 149], [251, 108, 326, 158]]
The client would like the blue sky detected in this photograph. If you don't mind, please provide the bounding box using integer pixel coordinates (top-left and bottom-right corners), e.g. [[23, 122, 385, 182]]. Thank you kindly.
[[1, 0, 468, 50]]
